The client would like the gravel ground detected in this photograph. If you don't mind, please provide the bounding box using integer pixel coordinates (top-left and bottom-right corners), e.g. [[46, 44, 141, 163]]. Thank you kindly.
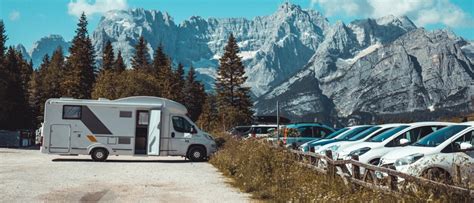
[[0, 148, 250, 202]]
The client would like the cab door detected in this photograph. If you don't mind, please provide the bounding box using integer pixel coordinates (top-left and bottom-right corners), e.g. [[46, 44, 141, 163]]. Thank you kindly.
[[147, 110, 161, 155], [169, 115, 194, 155]]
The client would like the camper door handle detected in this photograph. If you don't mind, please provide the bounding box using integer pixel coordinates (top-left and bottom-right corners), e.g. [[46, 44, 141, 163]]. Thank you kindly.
[[171, 132, 175, 138]]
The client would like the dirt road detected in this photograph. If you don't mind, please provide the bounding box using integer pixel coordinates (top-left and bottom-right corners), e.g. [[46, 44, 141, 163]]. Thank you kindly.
[[0, 148, 250, 202]]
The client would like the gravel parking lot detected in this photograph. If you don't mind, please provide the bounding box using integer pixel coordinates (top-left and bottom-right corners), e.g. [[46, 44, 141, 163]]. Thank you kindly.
[[0, 148, 250, 202]]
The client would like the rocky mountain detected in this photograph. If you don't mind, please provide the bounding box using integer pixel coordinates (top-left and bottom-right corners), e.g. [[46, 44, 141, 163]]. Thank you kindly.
[[15, 44, 31, 62], [29, 35, 70, 67], [257, 25, 474, 121], [23, 3, 474, 121], [91, 3, 329, 95]]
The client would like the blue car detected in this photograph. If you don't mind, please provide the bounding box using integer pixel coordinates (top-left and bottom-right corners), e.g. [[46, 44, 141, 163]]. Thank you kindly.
[[269, 123, 334, 148], [299, 125, 372, 152]]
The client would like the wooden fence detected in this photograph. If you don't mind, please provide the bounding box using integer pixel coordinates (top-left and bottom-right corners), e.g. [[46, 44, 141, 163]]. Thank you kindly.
[[287, 149, 474, 200]]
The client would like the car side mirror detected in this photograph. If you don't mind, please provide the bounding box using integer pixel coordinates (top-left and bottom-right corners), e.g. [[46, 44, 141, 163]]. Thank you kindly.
[[190, 126, 197, 134], [460, 142, 473, 150], [399, 138, 410, 146]]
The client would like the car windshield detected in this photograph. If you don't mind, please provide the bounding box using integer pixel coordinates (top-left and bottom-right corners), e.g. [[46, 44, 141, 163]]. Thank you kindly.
[[348, 126, 382, 141], [324, 128, 349, 139], [336, 126, 372, 140], [412, 125, 469, 147], [368, 125, 410, 142]]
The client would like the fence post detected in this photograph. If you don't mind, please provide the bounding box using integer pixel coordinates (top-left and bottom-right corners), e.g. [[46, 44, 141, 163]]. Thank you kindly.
[[351, 155, 360, 180], [325, 150, 335, 178], [388, 165, 398, 191], [454, 164, 462, 185]]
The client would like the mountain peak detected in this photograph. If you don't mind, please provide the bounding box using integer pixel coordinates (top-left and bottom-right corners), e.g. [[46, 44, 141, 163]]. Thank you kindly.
[[375, 15, 416, 30]]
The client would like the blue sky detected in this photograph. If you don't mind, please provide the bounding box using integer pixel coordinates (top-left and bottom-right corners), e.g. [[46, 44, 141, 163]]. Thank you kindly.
[[1, 0, 473, 50]]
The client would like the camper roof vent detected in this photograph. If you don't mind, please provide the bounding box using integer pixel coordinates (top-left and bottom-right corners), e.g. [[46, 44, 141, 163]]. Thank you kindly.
[[59, 97, 74, 100], [98, 98, 110, 101]]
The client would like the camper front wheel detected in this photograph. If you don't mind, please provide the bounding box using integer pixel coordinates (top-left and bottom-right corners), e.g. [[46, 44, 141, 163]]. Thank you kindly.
[[188, 146, 206, 162], [91, 148, 109, 162]]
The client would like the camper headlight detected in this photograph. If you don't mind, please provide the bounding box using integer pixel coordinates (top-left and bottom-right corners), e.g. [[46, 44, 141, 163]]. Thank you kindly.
[[348, 147, 371, 156], [204, 134, 214, 140], [394, 153, 424, 167]]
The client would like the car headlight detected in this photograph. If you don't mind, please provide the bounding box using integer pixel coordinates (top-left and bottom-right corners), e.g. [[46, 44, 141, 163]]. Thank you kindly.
[[348, 147, 371, 156], [394, 153, 424, 167], [328, 144, 340, 152]]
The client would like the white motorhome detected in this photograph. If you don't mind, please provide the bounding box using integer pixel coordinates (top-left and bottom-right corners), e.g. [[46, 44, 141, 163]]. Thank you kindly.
[[40, 96, 217, 162]]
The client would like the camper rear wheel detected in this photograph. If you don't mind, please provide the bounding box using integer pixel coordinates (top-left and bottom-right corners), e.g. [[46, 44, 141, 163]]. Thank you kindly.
[[188, 146, 206, 162], [91, 148, 109, 162]]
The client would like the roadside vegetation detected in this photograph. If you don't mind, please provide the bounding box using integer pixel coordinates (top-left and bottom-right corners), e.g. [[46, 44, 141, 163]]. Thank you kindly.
[[210, 134, 470, 202]]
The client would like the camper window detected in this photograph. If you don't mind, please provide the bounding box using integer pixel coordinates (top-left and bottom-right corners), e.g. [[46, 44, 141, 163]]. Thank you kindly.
[[172, 116, 193, 133], [63, 105, 82, 119], [137, 111, 149, 126]]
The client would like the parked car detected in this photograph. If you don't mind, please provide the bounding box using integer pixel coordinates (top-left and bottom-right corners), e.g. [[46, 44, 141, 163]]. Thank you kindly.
[[245, 124, 278, 138], [380, 122, 474, 184], [299, 125, 371, 152], [315, 124, 402, 158], [267, 123, 334, 148], [338, 122, 453, 165], [228, 126, 251, 138], [310, 125, 374, 153]]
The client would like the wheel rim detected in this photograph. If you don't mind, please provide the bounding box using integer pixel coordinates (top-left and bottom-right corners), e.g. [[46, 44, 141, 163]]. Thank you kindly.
[[96, 151, 104, 159], [193, 151, 201, 159]]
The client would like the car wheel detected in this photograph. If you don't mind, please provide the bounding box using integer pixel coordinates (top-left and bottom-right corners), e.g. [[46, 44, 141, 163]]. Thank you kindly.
[[422, 168, 452, 184], [188, 146, 206, 162], [91, 148, 109, 162], [369, 159, 380, 165]]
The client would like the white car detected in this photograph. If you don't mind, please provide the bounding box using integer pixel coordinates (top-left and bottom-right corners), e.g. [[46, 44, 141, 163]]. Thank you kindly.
[[315, 123, 403, 158], [245, 124, 278, 138], [299, 125, 370, 152], [381, 123, 474, 184], [338, 122, 453, 165]]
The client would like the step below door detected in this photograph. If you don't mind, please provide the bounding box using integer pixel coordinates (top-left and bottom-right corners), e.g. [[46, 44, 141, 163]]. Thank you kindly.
[[49, 124, 70, 153], [147, 110, 161, 155]]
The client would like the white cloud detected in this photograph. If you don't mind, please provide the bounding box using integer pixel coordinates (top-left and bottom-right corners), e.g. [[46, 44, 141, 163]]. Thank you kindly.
[[9, 10, 20, 21], [68, 0, 128, 18], [311, 0, 473, 27]]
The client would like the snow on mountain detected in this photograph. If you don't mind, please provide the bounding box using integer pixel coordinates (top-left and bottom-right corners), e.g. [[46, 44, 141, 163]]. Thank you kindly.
[[29, 35, 70, 67], [92, 2, 329, 96], [26, 3, 473, 121]]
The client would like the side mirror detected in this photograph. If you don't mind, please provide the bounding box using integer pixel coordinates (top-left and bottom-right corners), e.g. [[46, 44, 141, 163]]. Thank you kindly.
[[399, 138, 410, 146], [460, 142, 473, 150]]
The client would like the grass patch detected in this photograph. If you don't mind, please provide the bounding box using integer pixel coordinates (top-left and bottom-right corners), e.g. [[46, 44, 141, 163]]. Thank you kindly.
[[210, 135, 398, 201]]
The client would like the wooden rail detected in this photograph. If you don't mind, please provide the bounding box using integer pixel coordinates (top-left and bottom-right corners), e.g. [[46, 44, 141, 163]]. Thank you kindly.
[[287, 148, 474, 200]]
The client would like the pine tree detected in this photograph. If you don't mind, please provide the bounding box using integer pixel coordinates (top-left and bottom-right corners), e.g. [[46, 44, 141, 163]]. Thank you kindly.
[[1, 47, 30, 129], [0, 20, 6, 61], [114, 50, 126, 72], [42, 47, 65, 100], [152, 43, 174, 98], [131, 36, 150, 71], [197, 94, 218, 132], [183, 66, 206, 121], [62, 12, 96, 99], [215, 33, 253, 129], [101, 40, 114, 72], [28, 69, 42, 127], [173, 62, 185, 102]]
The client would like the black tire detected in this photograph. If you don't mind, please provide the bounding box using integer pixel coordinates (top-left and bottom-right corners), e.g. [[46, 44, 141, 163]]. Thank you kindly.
[[369, 158, 380, 165], [91, 148, 109, 162], [188, 146, 206, 162]]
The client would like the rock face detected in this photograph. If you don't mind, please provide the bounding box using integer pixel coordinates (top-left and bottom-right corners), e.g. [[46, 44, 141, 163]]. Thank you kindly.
[[259, 26, 474, 120], [29, 35, 70, 67], [15, 44, 31, 62], [25, 3, 474, 121], [91, 3, 329, 95]]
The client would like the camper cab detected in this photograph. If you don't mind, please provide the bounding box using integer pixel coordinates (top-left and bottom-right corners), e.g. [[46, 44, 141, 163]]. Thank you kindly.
[[40, 96, 216, 162]]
